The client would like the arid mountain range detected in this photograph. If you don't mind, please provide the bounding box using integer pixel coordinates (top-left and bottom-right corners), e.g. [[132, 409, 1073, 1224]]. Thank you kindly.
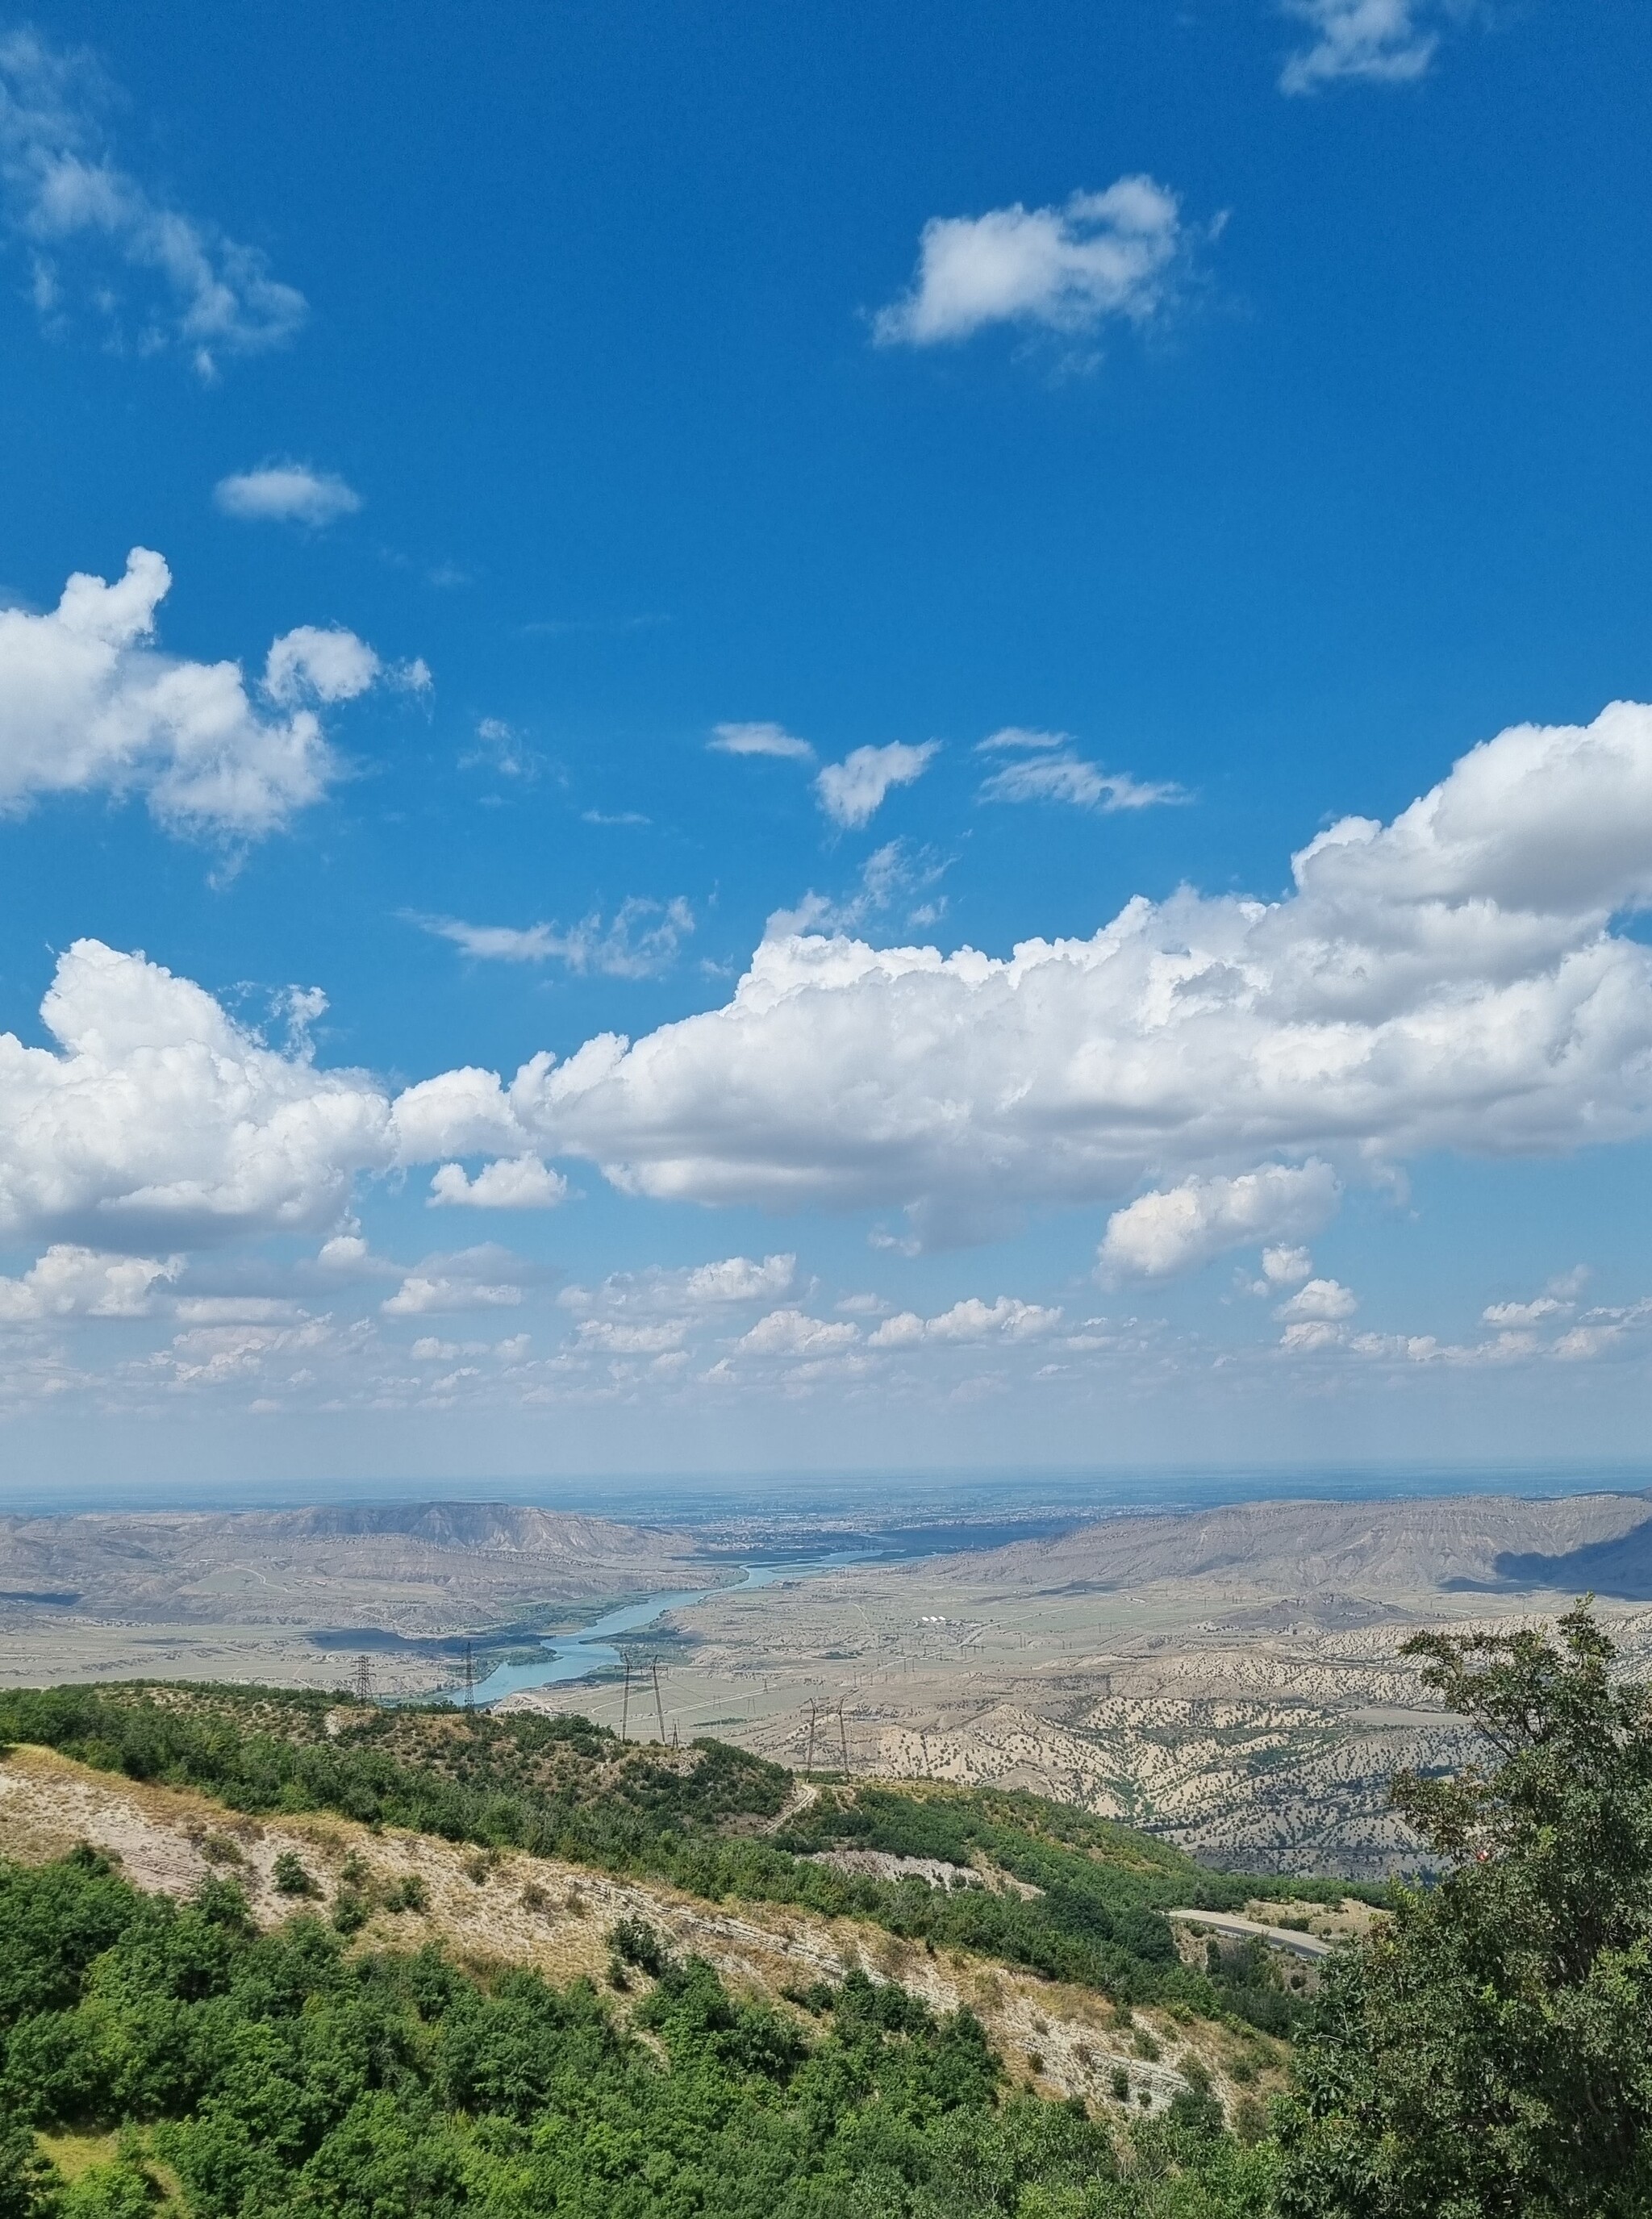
[[4, 1487, 1650, 1875], [920, 1489, 1652, 1602], [0, 1502, 703, 1686]]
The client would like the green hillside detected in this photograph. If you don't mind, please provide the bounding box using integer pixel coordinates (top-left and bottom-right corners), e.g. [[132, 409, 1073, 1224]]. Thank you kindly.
[[0, 1682, 1377, 2037], [3, 1604, 1636, 2217], [0, 1846, 1274, 2219]]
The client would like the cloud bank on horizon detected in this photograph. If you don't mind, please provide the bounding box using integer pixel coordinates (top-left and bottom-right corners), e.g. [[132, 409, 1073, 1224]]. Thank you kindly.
[[6, 700, 1652, 1261]]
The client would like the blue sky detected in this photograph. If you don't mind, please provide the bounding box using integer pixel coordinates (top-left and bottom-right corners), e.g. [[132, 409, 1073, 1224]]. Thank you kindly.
[[2, 0, 1650, 1493]]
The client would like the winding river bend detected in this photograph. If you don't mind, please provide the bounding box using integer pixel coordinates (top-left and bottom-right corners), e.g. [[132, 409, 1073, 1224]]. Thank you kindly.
[[464, 1551, 869, 1707]]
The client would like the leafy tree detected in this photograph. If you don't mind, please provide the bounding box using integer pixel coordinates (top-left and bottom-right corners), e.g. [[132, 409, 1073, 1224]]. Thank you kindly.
[[0, 2110, 60, 2219], [1277, 1601, 1652, 2217], [57, 2159, 154, 2219]]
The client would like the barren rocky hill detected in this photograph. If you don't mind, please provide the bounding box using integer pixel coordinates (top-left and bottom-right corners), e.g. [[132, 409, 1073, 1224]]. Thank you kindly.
[[924, 1491, 1652, 1603], [0, 1499, 703, 1632]]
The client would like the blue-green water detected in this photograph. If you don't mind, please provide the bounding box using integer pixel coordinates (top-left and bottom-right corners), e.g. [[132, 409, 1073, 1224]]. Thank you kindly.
[[463, 1553, 865, 1707]]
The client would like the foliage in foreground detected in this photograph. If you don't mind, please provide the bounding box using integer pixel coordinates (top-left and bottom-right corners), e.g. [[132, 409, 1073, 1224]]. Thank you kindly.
[[0, 1849, 1274, 2218], [0, 1683, 1345, 2029], [1277, 1602, 1652, 2218]]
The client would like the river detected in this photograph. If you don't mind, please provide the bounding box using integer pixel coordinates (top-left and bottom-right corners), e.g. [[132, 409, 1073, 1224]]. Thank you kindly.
[[462, 1550, 870, 1707]]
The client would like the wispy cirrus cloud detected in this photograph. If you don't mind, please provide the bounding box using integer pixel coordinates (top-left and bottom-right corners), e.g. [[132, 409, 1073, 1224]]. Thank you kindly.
[[874, 176, 1187, 349], [710, 720, 815, 762], [412, 896, 694, 978], [1279, 0, 1459, 94], [460, 717, 540, 782], [816, 741, 939, 829], [769, 838, 949, 939], [713, 722, 939, 832], [976, 728, 1184, 812], [0, 28, 307, 377]]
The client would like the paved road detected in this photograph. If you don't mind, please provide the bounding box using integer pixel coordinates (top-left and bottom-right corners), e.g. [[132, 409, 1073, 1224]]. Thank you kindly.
[[1166, 1908, 1336, 1960]]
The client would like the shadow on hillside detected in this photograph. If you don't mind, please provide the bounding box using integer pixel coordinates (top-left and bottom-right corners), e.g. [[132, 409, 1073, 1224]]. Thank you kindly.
[[1446, 1513, 1652, 1599]]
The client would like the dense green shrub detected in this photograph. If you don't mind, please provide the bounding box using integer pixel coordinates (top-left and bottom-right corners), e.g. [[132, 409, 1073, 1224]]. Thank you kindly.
[[269, 1853, 315, 1899], [0, 1851, 1264, 2218]]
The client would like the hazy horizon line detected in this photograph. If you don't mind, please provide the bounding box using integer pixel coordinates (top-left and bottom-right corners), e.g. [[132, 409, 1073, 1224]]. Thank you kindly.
[[4, 1458, 1649, 1523]]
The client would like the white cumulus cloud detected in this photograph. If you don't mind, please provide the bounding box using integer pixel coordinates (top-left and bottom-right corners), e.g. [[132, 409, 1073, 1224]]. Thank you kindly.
[[261, 626, 380, 707], [1483, 1295, 1571, 1326], [214, 465, 361, 528], [382, 1248, 529, 1317], [0, 548, 386, 836], [874, 177, 1185, 348], [816, 742, 939, 829], [428, 1156, 568, 1210], [869, 1296, 1062, 1348], [1260, 1245, 1314, 1288], [684, 1253, 796, 1303], [560, 1253, 795, 1316], [1276, 1275, 1359, 1322], [0, 1243, 177, 1320], [1100, 1164, 1341, 1282], [15, 700, 1652, 1264], [1279, 1318, 1349, 1354], [0, 30, 307, 377], [514, 701, 1652, 1224], [1280, 0, 1446, 93], [0, 939, 394, 1243], [736, 1308, 860, 1357], [711, 721, 815, 762]]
